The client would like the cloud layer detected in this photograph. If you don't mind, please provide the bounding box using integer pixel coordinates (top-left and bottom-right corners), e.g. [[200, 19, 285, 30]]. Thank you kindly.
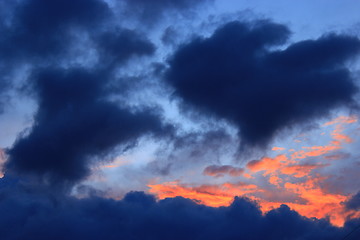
[[6, 68, 169, 185], [0, 180, 356, 240], [166, 20, 360, 147]]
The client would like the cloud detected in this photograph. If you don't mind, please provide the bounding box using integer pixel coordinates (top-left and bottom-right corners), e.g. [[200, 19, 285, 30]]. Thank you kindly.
[[96, 28, 156, 65], [280, 164, 328, 178], [272, 147, 286, 151], [0, 178, 353, 240], [148, 181, 258, 207], [148, 176, 359, 227], [247, 154, 288, 175], [149, 115, 360, 227], [345, 192, 360, 210], [166, 20, 360, 147], [0, 0, 158, 115], [147, 129, 234, 176], [121, 0, 213, 25], [0, 0, 110, 62], [0, 0, 176, 186], [6, 68, 171, 185], [0, 0, 111, 114], [203, 165, 244, 177], [0, 149, 5, 178]]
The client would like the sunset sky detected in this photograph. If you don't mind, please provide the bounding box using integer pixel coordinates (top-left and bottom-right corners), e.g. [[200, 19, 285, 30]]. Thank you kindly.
[[1, 0, 360, 239]]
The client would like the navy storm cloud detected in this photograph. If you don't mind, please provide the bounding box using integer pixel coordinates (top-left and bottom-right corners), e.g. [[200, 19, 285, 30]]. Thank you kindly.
[[0, 0, 110, 62], [1, 0, 169, 184], [122, 0, 213, 24], [6, 68, 168, 184], [0, 180, 355, 240], [346, 191, 360, 211], [166, 20, 360, 147]]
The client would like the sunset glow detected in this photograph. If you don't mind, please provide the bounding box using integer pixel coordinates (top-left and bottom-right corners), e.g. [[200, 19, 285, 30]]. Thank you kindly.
[[148, 116, 360, 226], [1, 1, 360, 238]]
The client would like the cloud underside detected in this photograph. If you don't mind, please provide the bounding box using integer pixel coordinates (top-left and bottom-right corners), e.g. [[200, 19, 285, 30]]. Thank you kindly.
[[0, 186, 357, 240], [166, 20, 360, 147]]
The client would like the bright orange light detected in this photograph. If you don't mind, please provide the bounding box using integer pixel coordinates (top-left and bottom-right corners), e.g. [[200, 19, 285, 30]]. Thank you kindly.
[[147, 115, 360, 227], [281, 178, 355, 226], [291, 145, 341, 159], [148, 179, 357, 227], [148, 182, 258, 207], [272, 147, 285, 151], [247, 155, 289, 175], [280, 164, 328, 178]]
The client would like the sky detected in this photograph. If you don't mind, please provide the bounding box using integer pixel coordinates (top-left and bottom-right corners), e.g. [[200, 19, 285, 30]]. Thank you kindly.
[[1, 0, 360, 239]]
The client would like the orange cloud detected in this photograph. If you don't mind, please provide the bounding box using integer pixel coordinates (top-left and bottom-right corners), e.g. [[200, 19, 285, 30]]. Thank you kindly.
[[148, 178, 358, 227], [290, 115, 356, 160], [247, 155, 289, 175], [323, 115, 357, 126], [0, 149, 5, 178], [203, 165, 244, 177], [291, 145, 341, 159], [148, 115, 360, 227], [148, 181, 258, 207], [280, 164, 328, 178], [268, 175, 282, 187], [331, 124, 354, 144], [272, 147, 285, 151], [281, 178, 357, 226]]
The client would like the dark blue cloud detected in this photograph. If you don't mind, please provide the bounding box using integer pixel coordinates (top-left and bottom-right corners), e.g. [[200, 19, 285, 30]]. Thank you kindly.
[[166, 20, 360, 147], [0, 0, 110, 62], [6, 68, 170, 185], [122, 0, 213, 25], [96, 28, 156, 65], [0, 0, 172, 185], [0, 0, 111, 113], [0, 178, 356, 240], [0, 0, 156, 113], [345, 191, 360, 211]]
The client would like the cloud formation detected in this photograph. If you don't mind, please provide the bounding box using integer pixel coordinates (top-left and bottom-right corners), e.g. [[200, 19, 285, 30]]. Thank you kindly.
[[203, 165, 244, 177], [166, 20, 360, 147], [149, 115, 360, 227], [0, 0, 110, 62], [346, 192, 360, 211], [0, 1, 360, 239], [122, 0, 213, 25], [6, 68, 169, 185], [1, 0, 171, 186], [0, 180, 353, 240]]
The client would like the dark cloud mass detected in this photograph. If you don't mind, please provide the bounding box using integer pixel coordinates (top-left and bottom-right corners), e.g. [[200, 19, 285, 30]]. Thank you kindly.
[[6, 68, 168, 184], [0, 180, 354, 240], [0, 0, 110, 62], [1, 0, 169, 184], [166, 20, 360, 147], [345, 191, 360, 210], [122, 0, 213, 24], [0, 0, 111, 112], [97, 29, 156, 65]]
